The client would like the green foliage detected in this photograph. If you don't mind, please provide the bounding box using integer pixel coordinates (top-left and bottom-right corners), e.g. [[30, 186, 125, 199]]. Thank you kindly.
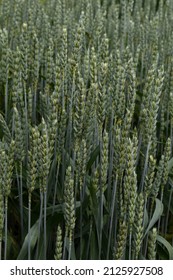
[[0, 0, 173, 260]]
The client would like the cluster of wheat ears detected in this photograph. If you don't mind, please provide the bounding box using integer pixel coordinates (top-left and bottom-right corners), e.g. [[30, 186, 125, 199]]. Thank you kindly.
[[0, 0, 173, 260]]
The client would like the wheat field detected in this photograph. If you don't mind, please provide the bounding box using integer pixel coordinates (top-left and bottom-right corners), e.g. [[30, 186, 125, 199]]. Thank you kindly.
[[0, 0, 173, 260]]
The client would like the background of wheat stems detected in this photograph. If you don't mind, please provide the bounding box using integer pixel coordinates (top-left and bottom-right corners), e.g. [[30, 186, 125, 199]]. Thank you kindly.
[[0, 0, 173, 260]]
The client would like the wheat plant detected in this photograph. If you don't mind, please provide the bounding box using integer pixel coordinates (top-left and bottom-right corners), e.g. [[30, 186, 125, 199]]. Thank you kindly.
[[0, 0, 172, 260]]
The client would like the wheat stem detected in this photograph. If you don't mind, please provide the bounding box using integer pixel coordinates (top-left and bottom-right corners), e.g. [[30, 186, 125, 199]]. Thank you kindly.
[[44, 191, 47, 260], [4, 196, 8, 260], [107, 177, 117, 259], [28, 192, 31, 260]]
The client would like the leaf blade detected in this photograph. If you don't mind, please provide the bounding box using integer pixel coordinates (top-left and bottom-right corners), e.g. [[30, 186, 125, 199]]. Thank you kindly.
[[144, 198, 163, 238]]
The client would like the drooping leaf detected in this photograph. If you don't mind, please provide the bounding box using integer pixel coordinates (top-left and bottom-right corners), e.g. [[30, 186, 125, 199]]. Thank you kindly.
[[157, 235, 173, 260], [144, 198, 163, 238]]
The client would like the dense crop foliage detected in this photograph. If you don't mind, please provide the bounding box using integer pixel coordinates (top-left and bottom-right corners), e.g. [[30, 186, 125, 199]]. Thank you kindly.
[[0, 0, 173, 260]]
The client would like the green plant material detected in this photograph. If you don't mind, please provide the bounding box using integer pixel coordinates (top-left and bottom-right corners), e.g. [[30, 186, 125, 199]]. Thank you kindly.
[[3, 140, 15, 260], [134, 192, 144, 260], [0, 0, 172, 261], [0, 113, 11, 144], [113, 220, 127, 260], [54, 225, 63, 260], [157, 235, 173, 260], [27, 126, 39, 260], [0, 188, 3, 260], [144, 198, 163, 238], [64, 166, 75, 260], [147, 228, 157, 260], [17, 220, 39, 260]]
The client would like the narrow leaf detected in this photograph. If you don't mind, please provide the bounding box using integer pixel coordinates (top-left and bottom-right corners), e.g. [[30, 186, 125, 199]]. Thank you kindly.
[[17, 221, 39, 260], [144, 198, 163, 238], [157, 235, 173, 260]]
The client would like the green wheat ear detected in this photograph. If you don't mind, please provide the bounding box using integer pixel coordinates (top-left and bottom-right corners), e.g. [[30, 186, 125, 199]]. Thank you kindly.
[[0, 0, 173, 261], [0, 113, 11, 145], [54, 225, 63, 260], [64, 166, 75, 260], [27, 126, 39, 260], [147, 228, 157, 260], [113, 220, 127, 260], [3, 140, 15, 260], [133, 192, 144, 260]]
